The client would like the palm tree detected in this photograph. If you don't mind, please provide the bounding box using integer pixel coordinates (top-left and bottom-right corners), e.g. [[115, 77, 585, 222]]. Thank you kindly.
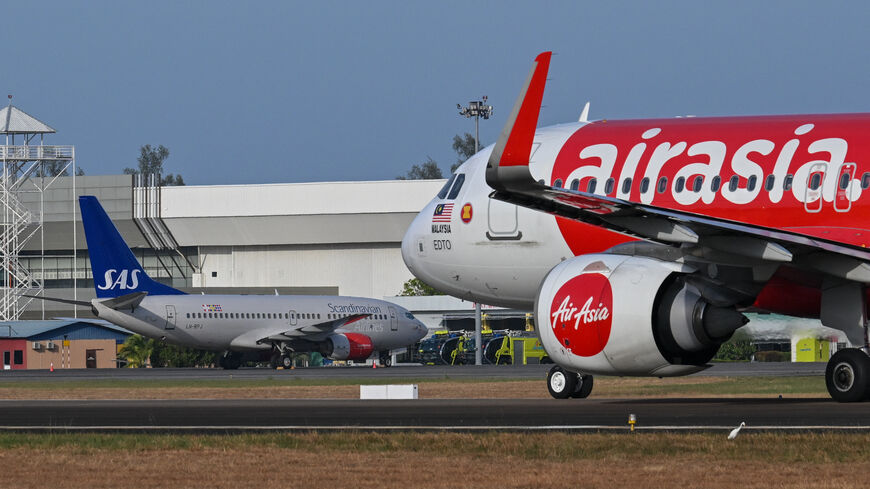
[[118, 335, 155, 368]]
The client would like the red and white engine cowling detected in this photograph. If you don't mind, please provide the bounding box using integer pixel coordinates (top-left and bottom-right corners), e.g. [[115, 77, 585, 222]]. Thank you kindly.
[[536, 254, 747, 377], [323, 333, 374, 361]]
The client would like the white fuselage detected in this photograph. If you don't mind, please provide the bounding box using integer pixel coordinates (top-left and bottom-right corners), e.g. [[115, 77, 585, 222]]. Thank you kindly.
[[93, 294, 427, 352], [402, 125, 583, 309]]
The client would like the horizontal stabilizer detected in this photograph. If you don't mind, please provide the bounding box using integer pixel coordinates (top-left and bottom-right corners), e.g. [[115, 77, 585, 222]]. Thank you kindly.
[[23, 294, 91, 307], [98, 291, 148, 310]]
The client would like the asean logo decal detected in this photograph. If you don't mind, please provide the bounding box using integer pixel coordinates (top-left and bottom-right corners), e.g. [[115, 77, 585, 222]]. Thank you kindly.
[[460, 203, 473, 223], [549, 273, 613, 357]]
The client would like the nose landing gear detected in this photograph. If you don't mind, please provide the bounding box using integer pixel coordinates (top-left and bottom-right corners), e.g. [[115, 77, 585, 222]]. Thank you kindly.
[[546, 365, 594, 399]]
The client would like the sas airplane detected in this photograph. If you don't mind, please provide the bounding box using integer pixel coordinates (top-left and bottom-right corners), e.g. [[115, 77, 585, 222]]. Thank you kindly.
[[403, 51, 870, 402], [46, 196, 427, 369]]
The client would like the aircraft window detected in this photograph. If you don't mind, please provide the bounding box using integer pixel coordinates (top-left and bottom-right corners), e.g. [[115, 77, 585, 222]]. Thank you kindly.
[[784, 174, 794, 191], [405, 312, 415, 319], [587, 178, 597, 193], [554, 179, 563, 189], [640, 177, 650, 194], [674, 176, 685, 193], [692, 176, 703, 192], [728, 175, 739, 192], [621, 178, 632, 194], [256, 313, 261, 319], [711, 175, 721, 192], [570, 179, 579, 191], [537, 179, 545, 185], [657, 177, 668, 193], [840, 173, 850, 190], [447, 174, 466, 199], [604, 178, 615, 195], [317, 314, 321, 319], [862, 172, 870, 189], [208, 313, 213, 319], [186, 313, 190, 319], [765, 175, 775, 191], [747, 175, 757, 191], [437, 175, 456, 199], [809, 173, 822, 190]]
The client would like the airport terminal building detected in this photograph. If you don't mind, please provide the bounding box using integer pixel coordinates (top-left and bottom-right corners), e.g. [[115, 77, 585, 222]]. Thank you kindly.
[[20, 175, 446, 320]]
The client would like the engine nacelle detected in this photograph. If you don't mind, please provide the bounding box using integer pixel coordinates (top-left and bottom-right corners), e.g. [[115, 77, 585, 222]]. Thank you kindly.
[[322, 333, 374, 361], [536, 254, 748, 377]]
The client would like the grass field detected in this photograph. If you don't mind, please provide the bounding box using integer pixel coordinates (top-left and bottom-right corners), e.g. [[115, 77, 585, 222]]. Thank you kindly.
[[1, 432, 868, 488], [0, 375, 829, 399]]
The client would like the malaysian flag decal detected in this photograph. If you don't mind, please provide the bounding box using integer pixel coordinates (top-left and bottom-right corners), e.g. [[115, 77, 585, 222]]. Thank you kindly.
[[432, 203, 453, 222]]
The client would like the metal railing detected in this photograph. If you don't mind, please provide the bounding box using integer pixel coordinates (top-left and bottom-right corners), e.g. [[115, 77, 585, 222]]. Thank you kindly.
[[0, 145, 74, 161]]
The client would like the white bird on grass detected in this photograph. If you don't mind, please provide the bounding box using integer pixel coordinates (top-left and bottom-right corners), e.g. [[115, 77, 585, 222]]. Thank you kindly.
[[727, 422, 746, 440]]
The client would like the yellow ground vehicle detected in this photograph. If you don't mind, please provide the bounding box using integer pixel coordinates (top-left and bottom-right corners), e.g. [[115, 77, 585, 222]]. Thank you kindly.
[[487, 331, 552, 365]]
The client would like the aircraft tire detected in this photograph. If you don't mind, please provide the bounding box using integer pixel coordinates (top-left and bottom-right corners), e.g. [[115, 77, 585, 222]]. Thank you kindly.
[[826, 348, 870, 402], [547, 365, 577, 399], [570, 374, 593, 399], [281, 355, 293, 369]]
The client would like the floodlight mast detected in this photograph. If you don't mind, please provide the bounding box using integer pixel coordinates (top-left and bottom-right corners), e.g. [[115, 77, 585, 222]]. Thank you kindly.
[[457, 96, 493, 153], [457, 97, 493, 366]]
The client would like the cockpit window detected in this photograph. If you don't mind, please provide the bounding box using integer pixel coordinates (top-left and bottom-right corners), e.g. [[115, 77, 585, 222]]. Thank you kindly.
[[405, 312, 415, 320], [437, 175, 457, 199], [447, 173, 466, 199]]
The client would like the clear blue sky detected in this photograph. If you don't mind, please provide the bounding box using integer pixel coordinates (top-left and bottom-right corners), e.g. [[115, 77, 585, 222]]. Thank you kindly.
[[3, 1, 869, 185]]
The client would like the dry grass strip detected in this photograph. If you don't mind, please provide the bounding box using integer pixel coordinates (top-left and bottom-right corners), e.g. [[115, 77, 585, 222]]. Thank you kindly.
[[0, 432, 868, 489]]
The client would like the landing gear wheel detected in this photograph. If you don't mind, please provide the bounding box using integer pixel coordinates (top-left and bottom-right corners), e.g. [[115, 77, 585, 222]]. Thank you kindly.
[[281, 355, 293, 369], [570, 374, 594, 399], [826, 348, 870, 402], [547, 365, 577, 399], [379, 355, 392, 368]]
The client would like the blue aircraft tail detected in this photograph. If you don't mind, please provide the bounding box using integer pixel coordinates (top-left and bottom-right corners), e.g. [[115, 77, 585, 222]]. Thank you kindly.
[[79, 195, 185, 298]]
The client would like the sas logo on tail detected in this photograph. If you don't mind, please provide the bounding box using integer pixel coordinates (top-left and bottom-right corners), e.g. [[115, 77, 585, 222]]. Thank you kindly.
[[96, 269, 141, 291]]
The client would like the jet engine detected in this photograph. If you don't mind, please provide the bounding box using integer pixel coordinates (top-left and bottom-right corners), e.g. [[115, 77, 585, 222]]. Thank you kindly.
[[321, 333, 374, 361], [536, 254, 748, 377]]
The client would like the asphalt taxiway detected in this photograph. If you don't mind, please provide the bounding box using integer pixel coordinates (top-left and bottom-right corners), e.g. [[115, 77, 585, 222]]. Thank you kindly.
[[0, 397, 867, 432], [0, 363, 848, 432]]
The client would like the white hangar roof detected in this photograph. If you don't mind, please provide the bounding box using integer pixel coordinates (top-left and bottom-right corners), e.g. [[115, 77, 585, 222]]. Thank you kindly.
[[159, 179, 445, 246]]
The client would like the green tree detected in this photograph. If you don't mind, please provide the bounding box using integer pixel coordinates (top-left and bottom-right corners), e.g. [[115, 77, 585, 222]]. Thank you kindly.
[[396, 156, 443, 180], [150, 342, 217, 368], [714, 338, 756, 361], [124, 144, 185, 186], [399, 277, 443, 296], [118, 334, 155, 368], [451, 132, 479, 172]]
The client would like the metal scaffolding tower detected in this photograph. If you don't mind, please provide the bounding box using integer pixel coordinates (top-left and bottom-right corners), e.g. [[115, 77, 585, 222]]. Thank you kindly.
[[0, 97, 75, 320]]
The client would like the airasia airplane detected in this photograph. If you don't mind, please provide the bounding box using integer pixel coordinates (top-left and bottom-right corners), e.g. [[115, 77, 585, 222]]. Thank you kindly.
[[402, 51, 870, 402]]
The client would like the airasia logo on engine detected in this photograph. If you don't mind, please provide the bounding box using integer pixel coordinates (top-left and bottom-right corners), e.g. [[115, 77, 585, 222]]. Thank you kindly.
[[549, 273, 612, 357]]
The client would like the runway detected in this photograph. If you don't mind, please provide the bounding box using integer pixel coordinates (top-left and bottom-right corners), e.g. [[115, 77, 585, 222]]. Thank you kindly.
[[0, 363, 846, 432], [0, 397, 867, 432], [0, 361, 827, 382]]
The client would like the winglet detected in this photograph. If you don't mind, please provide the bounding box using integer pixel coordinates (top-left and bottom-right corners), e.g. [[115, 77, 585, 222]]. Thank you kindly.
[[579, 101, 590, 123], [486, 52, 551, 191]]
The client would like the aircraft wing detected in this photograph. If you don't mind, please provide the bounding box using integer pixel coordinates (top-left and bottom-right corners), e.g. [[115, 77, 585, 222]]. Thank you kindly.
[[229, 314, 371, 349], [485, 52, 870, 283]]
